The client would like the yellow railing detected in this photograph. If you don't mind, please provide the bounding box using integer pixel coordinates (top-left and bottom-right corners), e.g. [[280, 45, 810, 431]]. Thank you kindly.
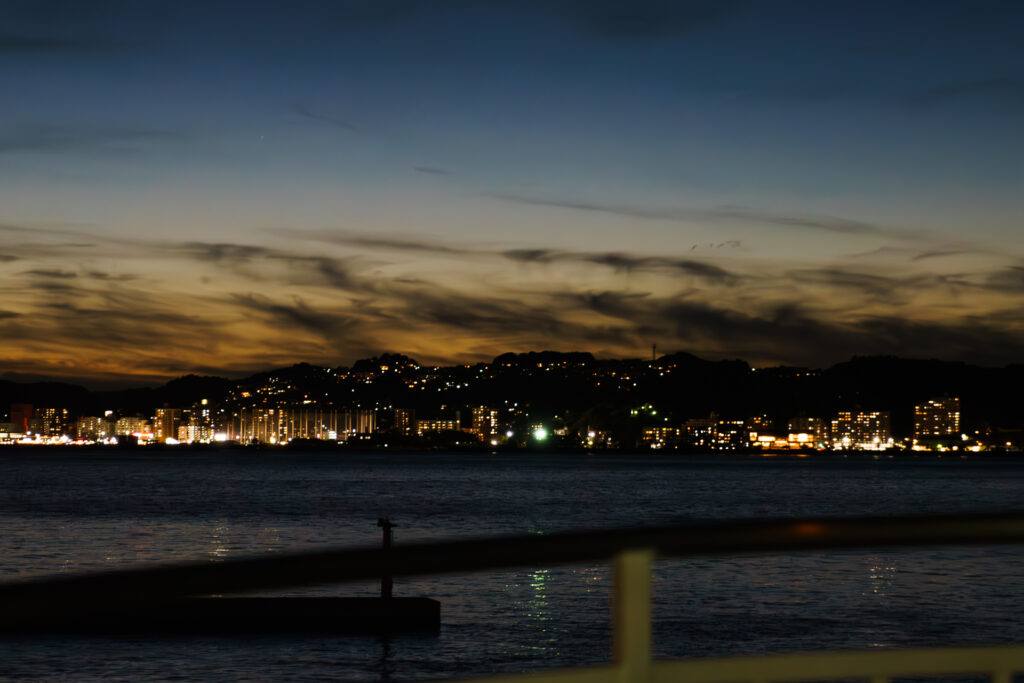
[[469, 548, 1024, 683]]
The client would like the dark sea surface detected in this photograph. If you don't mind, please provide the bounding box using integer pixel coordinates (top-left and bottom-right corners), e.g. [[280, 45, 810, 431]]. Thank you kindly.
[[0, 451, 1023, 681]]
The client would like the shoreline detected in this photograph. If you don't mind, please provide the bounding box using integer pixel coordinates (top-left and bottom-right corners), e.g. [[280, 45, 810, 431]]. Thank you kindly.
[[0, 442, 1021, 458]]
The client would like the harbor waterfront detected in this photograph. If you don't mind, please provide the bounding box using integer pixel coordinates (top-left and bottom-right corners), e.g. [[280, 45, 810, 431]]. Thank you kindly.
[[1, 452, 1023, 681]]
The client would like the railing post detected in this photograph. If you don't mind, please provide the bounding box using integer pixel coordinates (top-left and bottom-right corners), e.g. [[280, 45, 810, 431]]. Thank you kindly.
[[377, 517, 395, 599], [613, 549, 654, 683]]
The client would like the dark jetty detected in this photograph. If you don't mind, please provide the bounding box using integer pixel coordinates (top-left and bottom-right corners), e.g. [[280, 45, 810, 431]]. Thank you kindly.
[[0, 518, 439, 636], [1, 596, 440, 635]]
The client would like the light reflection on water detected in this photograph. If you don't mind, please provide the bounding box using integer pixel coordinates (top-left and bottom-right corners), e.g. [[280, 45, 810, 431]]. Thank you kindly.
[[0, 452, 1022, 681]]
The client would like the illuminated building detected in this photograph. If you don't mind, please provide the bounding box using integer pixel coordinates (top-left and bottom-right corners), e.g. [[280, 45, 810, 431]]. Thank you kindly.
[[154, 408, 183, 442], [76, 416, 111, 441], [0, 422, 21, 441], [715, 420, 745, 450], [682, 418, 716, 448], [787, 417, 829, 448], [914, 398, 961, 438], [831, 411, 892, 450], [178, 424, 213, 443], [37, 407, 71, 437], [115, 417, 150, 436], [417, 419, 459, 436], [394, 408, 416, 434], [232, 406, 345, 443], [641, 426, 679, 449], [471, 406, 499, 443], [193, 399, 213, 428], [342, 409, 376, 437], [745, 415, 776, 446]]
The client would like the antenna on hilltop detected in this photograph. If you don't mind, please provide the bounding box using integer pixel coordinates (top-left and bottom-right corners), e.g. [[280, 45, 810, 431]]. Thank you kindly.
[[652, 344, 657, 362]]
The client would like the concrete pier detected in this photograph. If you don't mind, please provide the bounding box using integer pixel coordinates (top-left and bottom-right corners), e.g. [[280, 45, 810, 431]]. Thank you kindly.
[[2, 596, 441, 635]]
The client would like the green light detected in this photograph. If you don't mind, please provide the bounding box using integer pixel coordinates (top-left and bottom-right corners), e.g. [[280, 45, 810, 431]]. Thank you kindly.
[[533, 427, 548, 441]]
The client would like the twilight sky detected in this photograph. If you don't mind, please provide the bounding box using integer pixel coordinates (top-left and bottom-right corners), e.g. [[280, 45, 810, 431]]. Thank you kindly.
[[2, 0, 1023, 385]]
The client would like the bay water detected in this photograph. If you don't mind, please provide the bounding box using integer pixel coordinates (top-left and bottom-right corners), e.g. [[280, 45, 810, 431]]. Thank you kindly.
[[1, 451, 1022, 681]]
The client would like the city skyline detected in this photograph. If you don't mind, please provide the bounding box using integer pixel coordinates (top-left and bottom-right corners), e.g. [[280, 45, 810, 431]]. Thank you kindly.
[[2, 351, 1020, 451], [2, 1, 1023, 385]]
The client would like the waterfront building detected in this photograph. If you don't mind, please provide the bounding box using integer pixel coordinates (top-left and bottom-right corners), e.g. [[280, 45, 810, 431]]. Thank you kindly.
[[471, 406, 499, 443], [417, 419, 459, 436], [914, 398, 961, 438], [76, 416, 111, 441], [154, 408, 183, 443], [682, 418, 716, 448], [746, 414, 774, 434], [394, 408, 416, 435], [114, 417, 150, 436], [831, 411, 893, 450], [787, 416, 829, 448], [641, 426, 679, 449], [715, 420, 745, 450], [37, 407, 71, 437], [341, 409, 376, 437], [231, 406, 345, 442], [0, 422, 21, 441], [177, 424, 213, 443], [745, 414, 777, 447]]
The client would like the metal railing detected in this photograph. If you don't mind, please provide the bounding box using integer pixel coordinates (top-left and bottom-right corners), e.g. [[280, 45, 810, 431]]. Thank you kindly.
[[3, 512, 1024, 682]]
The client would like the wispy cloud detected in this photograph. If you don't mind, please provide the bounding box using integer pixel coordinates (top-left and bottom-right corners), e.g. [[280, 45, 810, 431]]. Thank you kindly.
[[273, 229, 741, 284], [294, 105, 359, 131], [489, 193, 922, 240], [20, 268, 78, 279], [230, 293, 353, 336], [1, 224, 1022, 381], [503, 248, 739, 284]]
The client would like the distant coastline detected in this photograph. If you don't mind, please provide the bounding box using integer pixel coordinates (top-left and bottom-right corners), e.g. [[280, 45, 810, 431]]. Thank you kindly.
[[2, 442, 1023, 459]]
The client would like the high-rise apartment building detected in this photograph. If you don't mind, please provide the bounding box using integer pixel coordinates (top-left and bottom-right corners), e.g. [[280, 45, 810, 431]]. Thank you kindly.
[[37, 407, 71, 437], [831, 411, 892, 450], [471, 406, 499, 443], [393, 408, 416, 434], [154, 408, 183, 442], [232, 406, 345, 442], [914, 398, 961, 438]]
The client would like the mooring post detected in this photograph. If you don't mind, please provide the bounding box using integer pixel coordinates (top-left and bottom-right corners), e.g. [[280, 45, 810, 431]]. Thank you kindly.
[[377, 516, 395, 599]]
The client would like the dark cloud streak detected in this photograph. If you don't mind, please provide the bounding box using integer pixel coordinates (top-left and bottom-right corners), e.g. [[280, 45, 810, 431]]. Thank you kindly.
[[490, 193, 922, 240]]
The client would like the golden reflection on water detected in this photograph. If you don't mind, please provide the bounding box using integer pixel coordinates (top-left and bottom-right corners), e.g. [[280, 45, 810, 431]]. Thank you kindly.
[[865, 556, 897, 596], [527, 568, 550, 623], [508, 567, 562, 657], [208, 522, 231, 560]]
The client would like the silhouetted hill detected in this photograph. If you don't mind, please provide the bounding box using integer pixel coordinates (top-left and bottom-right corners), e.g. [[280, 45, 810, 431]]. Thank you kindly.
[[492, 351, 595, 367], [3, 353, 1024, 435], [0, 380, 92, 413]]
